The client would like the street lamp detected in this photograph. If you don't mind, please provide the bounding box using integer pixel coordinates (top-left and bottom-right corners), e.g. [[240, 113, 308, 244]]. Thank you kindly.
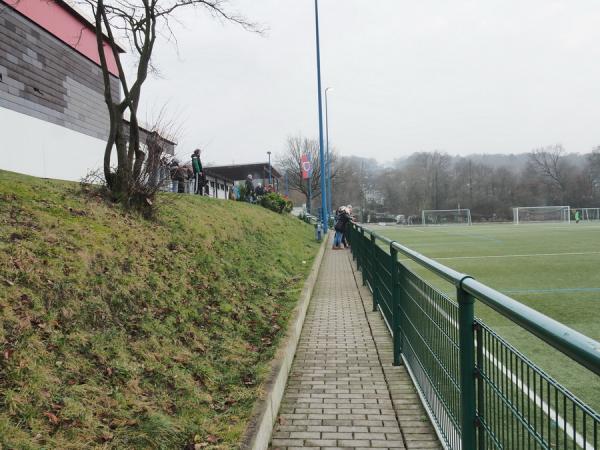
[[267, 151, 272, 185], [325, 87, 333, 217], [313, 0, 328, 230]]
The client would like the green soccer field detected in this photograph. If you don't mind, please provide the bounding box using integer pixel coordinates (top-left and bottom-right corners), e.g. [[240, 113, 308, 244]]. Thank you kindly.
[[368, 222, 600, 412]]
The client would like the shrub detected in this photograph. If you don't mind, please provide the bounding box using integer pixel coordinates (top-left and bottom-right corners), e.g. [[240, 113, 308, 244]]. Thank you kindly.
[[260, 192, 293, 214], [237, 184, 250, 202]]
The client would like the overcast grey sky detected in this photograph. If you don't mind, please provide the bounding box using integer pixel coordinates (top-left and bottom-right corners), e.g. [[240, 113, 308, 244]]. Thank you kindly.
[[132, 1, 600, 165]]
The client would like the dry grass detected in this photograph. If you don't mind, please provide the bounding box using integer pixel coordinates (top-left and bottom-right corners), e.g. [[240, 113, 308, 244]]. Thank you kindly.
[[0, 170, 319, 449]]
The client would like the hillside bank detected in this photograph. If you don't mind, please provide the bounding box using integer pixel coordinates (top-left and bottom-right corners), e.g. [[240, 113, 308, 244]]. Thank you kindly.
[[0, 170, 320, 449]]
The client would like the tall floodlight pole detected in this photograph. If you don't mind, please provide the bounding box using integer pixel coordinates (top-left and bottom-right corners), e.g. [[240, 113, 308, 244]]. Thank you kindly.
[[267, 151, 272, 185], [325, 87, 333, 216], [314, 0, 328, 230]]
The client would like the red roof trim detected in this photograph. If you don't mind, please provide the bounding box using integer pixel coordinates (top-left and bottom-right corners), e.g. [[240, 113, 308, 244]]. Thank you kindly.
[[3, 0, 124, 77]]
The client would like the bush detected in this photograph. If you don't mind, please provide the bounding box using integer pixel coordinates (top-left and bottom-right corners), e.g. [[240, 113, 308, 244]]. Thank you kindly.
[[260, 192, 293, 214], [237, 184, 250, 202]]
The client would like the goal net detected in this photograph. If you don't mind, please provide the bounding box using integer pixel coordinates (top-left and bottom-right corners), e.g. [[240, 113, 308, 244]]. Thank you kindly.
[[512, 206, 570, 224], [422, 209, 472, 226], [581, 208, 600, 221]]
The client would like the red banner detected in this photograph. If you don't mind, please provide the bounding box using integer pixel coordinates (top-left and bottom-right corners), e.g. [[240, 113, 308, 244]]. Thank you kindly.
[[301, 154, 312, 179]]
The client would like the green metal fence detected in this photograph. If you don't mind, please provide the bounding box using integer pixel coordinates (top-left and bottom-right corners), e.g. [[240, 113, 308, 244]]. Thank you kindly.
[[349, 224, 600, 450]]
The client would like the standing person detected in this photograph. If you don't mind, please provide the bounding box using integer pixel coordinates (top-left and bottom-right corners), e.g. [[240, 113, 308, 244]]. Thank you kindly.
[[342, 205, 353, 248], [174, 163, 188, 193], [255, 183, 265, 198], [169, 159, 180, 193], [333, 206, 350, 250], [186, 164, 194, 193], [191, 149, 205, 195], [575, 209, 581, 223], [228, 186, 236, 200], [245, 174, 255, 202]]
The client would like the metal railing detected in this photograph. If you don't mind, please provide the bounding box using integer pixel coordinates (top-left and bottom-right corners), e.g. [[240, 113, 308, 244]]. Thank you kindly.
[[349, 223, 600, 450]]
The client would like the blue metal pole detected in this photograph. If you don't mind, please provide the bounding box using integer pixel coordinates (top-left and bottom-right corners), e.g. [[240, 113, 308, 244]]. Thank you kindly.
[[268, 152, 272, 185], [325, 88, 332, 219], [314, 0, 328, 231], [308, 176, 312, 214]]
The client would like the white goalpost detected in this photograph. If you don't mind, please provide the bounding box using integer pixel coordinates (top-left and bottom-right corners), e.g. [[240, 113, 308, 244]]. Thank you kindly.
[[421, 209, 472, 226], [581, 207, 600, 221], [512, 206, 571, 224]]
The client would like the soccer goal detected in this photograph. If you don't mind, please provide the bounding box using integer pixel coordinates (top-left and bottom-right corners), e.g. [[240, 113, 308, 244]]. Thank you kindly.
[[581, 208, 600, 221], [422, 209, 472, 226], [512, 206, 570, 224]]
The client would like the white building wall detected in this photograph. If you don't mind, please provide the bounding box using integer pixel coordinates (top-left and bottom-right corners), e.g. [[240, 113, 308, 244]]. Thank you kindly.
[[205, 175, 233, 200], [0, 107, 105, 181]]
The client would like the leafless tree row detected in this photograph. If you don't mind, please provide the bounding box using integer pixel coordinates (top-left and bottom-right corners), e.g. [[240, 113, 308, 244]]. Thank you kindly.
[[321, 146, 600, 221]]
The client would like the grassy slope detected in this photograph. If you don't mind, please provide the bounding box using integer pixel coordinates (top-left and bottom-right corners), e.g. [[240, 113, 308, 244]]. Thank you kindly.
[[371, 223, 600, 412], [0, 170, 319, 449]]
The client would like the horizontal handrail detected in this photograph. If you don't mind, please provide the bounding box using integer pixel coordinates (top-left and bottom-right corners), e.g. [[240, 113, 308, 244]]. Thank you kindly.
[[353, 223, 600, 376]]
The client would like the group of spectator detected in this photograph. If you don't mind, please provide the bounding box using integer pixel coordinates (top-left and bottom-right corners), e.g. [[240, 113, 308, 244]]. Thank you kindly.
[[169, 149, 207, 195], [333, 205, 353, 249], [165, 150, 281, 203], [243, 174, 276, 203]]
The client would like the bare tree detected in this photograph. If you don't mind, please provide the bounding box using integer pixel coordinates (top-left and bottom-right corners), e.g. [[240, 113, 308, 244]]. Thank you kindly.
[[528, 145, 569, 200], [403, 152, 450, 210], [81, 0, 258, 207], [277, 135, 339, 208], [81, 107, 182, 215]]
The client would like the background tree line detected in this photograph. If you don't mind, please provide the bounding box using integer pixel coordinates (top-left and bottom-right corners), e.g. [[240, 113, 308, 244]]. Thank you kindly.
[[282, 143, 600, 221]]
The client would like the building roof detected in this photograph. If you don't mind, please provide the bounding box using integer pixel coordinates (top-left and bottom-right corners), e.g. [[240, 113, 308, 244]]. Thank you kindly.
[[51, 0, 126, 52], [122, 120, 178, 146], [206, 163, 282, 181], [5, 0, 126, 52], [203, 168, 234, 184]]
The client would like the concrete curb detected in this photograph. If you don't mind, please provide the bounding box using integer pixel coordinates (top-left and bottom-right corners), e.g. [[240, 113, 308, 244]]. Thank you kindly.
[[239, 233, 329, 450]]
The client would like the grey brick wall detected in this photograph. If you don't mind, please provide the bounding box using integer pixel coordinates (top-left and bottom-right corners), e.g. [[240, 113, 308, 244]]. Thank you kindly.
[[0, 6, 120, 140]]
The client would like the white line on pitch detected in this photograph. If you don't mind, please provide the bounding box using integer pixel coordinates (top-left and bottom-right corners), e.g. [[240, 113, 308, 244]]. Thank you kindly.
[[400, 251, 600, 261]]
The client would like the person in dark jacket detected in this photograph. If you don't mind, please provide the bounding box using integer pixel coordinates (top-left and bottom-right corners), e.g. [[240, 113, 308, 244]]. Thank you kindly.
[[342, 205, 353, 248], [333, 207, 350, 249], [255, 183, 265, 197], [169, 159, 180, 193], [245, 174, 255, 202], [191, 149, 205, 195], [173, 164, 188, 193]]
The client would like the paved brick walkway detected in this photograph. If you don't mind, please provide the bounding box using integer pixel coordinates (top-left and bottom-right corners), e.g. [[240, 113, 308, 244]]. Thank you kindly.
[[270, 245, 441, 450]]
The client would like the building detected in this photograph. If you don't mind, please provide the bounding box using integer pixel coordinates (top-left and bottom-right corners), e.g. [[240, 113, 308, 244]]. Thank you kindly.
[[122, 119, 176, 156], [0, 0, 174, 180], [206, 162, 282, 191], [204, 169, 234, 200]]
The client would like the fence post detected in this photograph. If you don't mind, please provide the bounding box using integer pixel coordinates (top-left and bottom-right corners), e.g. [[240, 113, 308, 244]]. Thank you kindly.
[[390, 244, 402, 366], [358, 228, 364, 271], [457, 282, 477, 450], [351, 225, 357, 261], [475, 323, 484, 450], [360, 228, 366, 286], [370, 234, 376, 290]]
